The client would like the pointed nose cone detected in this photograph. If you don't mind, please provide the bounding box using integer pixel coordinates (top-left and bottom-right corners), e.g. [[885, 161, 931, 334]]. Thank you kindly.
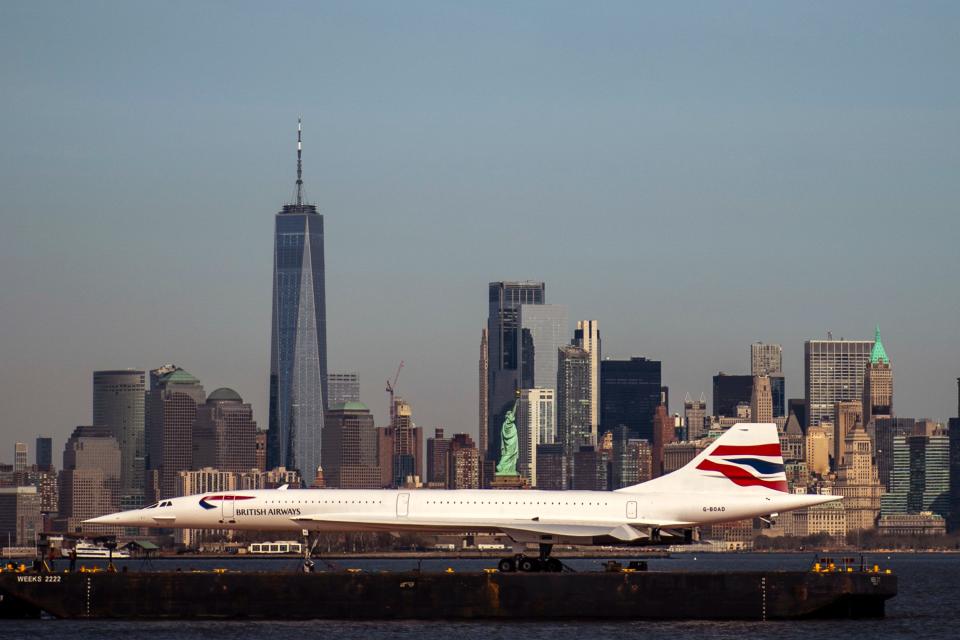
[[84, 511, 137, 526]]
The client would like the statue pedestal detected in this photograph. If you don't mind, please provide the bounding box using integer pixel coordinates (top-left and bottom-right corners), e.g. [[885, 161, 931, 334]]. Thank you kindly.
[[490, 474, 529, 490]]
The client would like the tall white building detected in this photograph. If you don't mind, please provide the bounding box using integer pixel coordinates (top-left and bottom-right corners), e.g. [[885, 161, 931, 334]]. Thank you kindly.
[[751, 343, 783, 376], [573, 320, 601, 443], [517, 388, 556, 487], [804, 336, 873, 428], [751, 376, 773, 424]]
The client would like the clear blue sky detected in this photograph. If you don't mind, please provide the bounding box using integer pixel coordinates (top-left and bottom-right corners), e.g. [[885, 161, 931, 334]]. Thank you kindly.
[[1, 1, 958, 459]]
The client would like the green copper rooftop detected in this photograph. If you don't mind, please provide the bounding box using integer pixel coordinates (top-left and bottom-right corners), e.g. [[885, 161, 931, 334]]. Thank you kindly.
[[331, 401, 369, 412], [870, 325, 889, 364], [159, 369, 200, 385]]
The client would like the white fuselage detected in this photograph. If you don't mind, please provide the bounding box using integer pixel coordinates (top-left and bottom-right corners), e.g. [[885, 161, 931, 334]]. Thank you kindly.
[[97, 486, 811, 534]]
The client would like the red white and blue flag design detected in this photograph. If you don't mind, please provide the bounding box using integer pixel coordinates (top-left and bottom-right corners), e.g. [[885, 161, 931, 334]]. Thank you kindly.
[[199, 495, 254, 510], [695, 443, 788, 492]]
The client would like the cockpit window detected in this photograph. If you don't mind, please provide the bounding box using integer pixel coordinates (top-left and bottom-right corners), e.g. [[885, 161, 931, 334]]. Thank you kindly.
[[145, 503, 159, 509]]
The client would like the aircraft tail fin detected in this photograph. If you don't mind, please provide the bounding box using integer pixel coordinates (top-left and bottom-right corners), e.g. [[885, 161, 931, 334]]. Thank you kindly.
[[616, 422, 788, 494]]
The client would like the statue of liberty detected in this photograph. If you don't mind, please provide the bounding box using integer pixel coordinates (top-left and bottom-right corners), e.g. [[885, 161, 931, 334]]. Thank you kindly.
[[495, 399, 519, 476]]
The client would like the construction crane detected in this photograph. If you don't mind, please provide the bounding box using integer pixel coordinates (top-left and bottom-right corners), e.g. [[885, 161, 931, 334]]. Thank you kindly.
[[386, 361, 404, 428]]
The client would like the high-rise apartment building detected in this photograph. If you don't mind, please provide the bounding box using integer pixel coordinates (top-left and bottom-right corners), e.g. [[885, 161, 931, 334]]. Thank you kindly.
[[651, 403, 675, 478], [35, 437, 52, 471], [254, 431, 267, 471], [519, 304, 568, 392], [426, 428, 450, 486], [326, 372, 360, 407], [535, 443, 567, 490], [57, 426, 121, 534], [573, 320, 601, 441], [193, 388, 257, 474], [609, 426, 652, 489], [486, 281, 545, 462], [14, 443, 27, 473], [321, 402, 381, 489], [391, 399, 423, 487], [268, 120, 328, 483], [862, 327, 893, 425], [600, 357, 662, 442], [0, 487, 42, 546], [478, 329, 489, 473], [557, 345, 592, 454], [516, 388, 555, 486], [751, 342, 782, 377], [804, 335, 873, 428], [146, 365, 205, 499], [805, 425, 830, 476], [447, 434, 479, 489], [683, 393, 707, 440], [871, 417, 917, 489], [881, 433, 951, 518], [572, 446, 608, 491], [93, 369, 146, 505], [751, 375, 773, 424]]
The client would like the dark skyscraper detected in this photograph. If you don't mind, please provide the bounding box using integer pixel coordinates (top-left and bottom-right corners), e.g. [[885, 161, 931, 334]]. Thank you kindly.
[[35, 437, 52, 470], [193, 388, 257, 473], [712, 373, 753, 417], [268, 120, 328, 483], [486, 281, 545, 461], [146, 365, 205, 499], [600, 357, 662, 441], [93, 369, 145, 505]]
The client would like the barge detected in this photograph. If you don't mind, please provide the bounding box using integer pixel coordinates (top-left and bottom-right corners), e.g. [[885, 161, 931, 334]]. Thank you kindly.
[[0, 567, 896, 620]]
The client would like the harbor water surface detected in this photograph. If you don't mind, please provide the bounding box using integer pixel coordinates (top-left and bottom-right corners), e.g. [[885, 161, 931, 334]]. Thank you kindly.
[[4, 552, 955, 639]]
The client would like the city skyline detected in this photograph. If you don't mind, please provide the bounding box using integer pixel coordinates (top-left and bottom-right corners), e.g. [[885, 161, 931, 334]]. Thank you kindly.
[[2, 2, 959, 457]]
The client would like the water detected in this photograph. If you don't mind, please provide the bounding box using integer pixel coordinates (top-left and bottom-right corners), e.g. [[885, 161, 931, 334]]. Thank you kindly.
[[5, 553, 958, 639]]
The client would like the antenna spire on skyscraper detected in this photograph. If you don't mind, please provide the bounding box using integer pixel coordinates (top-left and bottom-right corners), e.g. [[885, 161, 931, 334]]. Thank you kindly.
[[296, 116, 304, 206]]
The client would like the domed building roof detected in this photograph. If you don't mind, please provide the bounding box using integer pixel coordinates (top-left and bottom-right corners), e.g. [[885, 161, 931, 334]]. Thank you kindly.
[[207, 387, 243, 402]]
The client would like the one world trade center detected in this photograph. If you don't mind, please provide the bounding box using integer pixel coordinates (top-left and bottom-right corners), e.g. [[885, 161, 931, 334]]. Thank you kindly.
[[267, 119, 327, 484]]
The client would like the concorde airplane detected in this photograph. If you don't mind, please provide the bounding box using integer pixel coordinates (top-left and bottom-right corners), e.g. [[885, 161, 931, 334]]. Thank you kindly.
[[87, 423, 839, 572]]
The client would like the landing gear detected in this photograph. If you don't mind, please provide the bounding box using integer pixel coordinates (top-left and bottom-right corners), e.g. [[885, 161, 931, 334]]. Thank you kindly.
[[498, 544, 563, 573], [301, 528, 321, 573]]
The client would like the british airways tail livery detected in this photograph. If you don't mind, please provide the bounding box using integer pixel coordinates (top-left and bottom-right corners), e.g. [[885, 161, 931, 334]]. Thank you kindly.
[[87, 423, 838, 571]]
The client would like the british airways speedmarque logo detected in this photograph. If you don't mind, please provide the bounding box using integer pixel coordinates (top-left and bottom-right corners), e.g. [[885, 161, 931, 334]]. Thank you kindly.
[[696, 444, 788, 492], [199, 495, 255, 510]]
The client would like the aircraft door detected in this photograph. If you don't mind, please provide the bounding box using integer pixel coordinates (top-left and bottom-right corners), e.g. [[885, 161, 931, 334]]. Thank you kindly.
[[626, 501, 637, 519], [223, 495, 236, 521], [396, 493, 410, 518]]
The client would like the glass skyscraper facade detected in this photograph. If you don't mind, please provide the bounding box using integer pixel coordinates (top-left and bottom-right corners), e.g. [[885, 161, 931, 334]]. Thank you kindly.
[[93, 369, 145, 505], [486, 281, 545, 461], [519, 303, 568, 392], [268, 124, 328, 483], [600, 357, 662, 441]]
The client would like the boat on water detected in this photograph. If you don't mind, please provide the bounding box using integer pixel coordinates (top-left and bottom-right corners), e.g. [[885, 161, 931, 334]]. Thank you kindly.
[[72, 542, 130, 560]]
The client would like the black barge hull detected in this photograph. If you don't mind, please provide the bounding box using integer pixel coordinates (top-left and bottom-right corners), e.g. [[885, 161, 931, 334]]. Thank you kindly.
[[0, 570, 896, 620]]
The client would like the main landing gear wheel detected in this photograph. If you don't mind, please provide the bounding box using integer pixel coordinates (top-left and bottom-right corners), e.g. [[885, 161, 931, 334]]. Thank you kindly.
[[498, 557, 516, 573], [518, 557, 537, 572], [545, 558, 562, 573]]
